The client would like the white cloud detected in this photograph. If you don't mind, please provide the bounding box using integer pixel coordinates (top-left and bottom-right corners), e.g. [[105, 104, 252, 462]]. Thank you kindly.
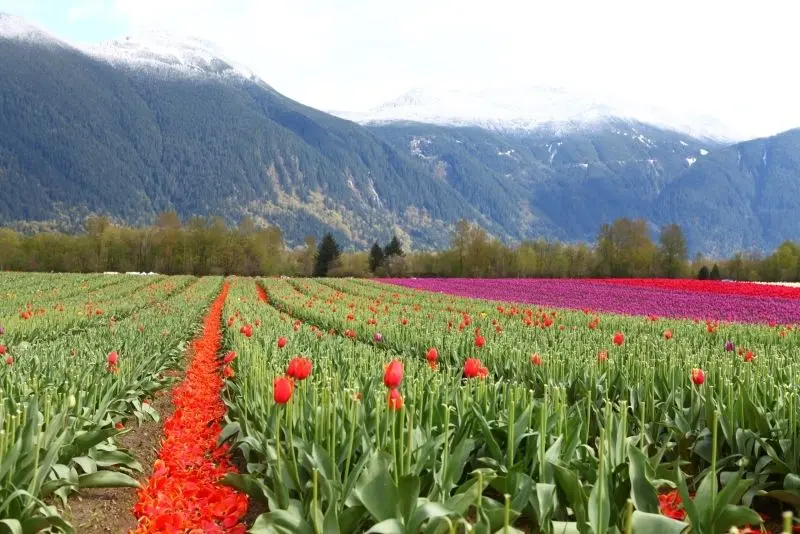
[[16, 0, 800, 138]]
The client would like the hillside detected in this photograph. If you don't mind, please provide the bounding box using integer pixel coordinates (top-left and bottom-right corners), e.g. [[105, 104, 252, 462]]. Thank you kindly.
[[0, 15, 494, 248], [367, 121, 800, 255], [1, 13, 799, 254]]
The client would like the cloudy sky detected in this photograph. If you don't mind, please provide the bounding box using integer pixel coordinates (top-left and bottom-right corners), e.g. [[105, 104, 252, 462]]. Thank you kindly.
[[2, 0, 799, 138]]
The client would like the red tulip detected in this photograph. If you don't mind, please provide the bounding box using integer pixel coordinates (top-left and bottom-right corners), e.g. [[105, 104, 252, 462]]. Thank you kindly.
[[287, 356, 312, 380], [387, 388, 403, 411], [223, 351, 237, 364], [4, 356, 12, 366], [426, 347, 438, 362], [531, 353, 542, 366], [277, 337, 287, 349], [464, 358, 481, 378], [474, 335, 485, 348], [384, 360, 404, 388], [273, 376, 294, 404], [743, 351, 754, 362], [0, 345, 6, 355], [464, 358, 488, 378], [658, 490, 686, 521], [223, 366, 235, 378], [115, 422, 124, 430], [613, 332, 624, 346], [691, 368, 705, 385], [598, 350, 608, 362], [107, 351, 119, 366], [663, 330, 673, 340]]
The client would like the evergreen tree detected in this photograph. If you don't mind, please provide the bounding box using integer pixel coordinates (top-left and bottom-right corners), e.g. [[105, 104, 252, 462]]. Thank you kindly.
[[710, 263, 722, 280], [313, 233, 341, 277], [383, 236, 404, 258], [698, 265, 710, 280], [368, 242, 385, 273]]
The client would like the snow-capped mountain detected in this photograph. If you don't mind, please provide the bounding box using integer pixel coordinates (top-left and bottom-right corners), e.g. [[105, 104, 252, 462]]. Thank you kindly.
[[333, 86, 746, 142], [0, 12, 67, 47], [2, 11, 800, 256], [86, 32, 262, 83], [0, 11, 259, 85]]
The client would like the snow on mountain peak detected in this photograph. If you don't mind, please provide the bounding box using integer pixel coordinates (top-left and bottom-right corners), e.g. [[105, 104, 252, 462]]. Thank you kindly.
[[334, 85, 743, 141], [86, 31, 259, 82], [0, 12, 65, 47]]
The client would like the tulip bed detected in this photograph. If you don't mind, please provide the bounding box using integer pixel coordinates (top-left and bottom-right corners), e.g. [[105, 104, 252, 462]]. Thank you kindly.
[[219, 277, 800, 533], [0, 273, 224, 532], [384, 278, 800, 325]]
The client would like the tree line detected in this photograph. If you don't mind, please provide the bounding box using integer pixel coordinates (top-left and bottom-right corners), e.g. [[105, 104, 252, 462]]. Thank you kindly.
[[0, 213, 798, 281]]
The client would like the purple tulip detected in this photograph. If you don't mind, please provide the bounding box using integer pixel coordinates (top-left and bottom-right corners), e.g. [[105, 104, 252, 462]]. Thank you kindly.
[[374, 332, 383, 343], [724, 340, 735, 352], [0, 325, 4, 336], [382, 278, 800, 324]]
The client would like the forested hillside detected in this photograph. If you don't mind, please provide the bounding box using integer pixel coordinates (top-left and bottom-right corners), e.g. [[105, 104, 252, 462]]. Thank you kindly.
[[1, 13, 799, 255]]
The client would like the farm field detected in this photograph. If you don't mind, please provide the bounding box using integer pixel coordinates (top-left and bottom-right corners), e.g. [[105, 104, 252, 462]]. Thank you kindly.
[[2, 274, 800, 532]]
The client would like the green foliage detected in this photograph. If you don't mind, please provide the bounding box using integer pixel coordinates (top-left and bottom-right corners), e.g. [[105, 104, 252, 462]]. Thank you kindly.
[[0, 215, 798, 280], [658, 224, 689, 278], [595, 218, 657, 278], [710, 264, 722, 280], [698, 266, 711, 280]]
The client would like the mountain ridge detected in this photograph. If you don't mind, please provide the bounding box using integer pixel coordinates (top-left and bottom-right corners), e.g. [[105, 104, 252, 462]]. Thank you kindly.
[[1, 14, 799, 256], [331, 85, 746, 142]]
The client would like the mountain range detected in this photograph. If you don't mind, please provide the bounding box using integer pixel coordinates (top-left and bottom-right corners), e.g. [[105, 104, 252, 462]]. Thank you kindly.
[[1, 12, 798, 256]]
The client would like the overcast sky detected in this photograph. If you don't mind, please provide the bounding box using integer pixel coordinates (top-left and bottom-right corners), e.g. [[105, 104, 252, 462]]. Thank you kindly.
[[3, 0, 799, 138]]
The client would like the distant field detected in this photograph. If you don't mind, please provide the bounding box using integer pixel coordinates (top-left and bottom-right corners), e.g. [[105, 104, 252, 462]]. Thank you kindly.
[[385, 277, 800, 324]]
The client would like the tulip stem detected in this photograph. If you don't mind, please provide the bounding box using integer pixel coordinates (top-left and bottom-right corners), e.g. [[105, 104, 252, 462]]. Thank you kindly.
[[406, 402, 413, 475], [507, 391, 515, 470], [624, 499, 633, 534], [710, 410, 719, 524], [274, 409, 286, 509], [342, 398, 357, 504], [287, 398, 301, 491], [503, 493, 511, 532], [312, 469, 319, 534], [391, 409, 399, 485]]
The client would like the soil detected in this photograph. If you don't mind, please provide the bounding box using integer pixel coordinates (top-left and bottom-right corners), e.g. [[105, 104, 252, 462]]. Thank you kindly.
[[62, 369, 182, 533]]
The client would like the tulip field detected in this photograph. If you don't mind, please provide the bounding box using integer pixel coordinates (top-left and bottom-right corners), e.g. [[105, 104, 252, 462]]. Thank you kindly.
[[2, 273, 800, 533]]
